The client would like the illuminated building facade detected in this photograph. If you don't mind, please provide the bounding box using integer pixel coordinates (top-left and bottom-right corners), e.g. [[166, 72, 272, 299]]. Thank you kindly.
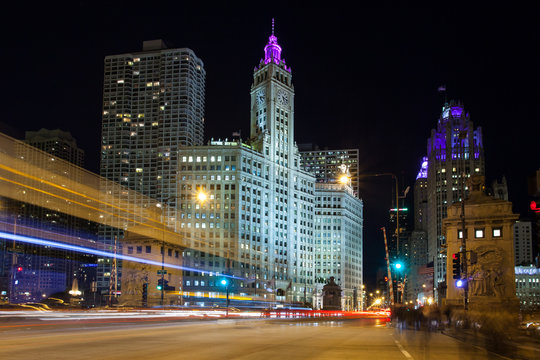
[[514, 220, 533, 266], [177, 142, 315, 304], [177, 26, 318, 303], [313, 182, 363, 310], [408, 158, 429, 301], [426, 100, 485, 290], [98, 40, 205, 291], [299, 146, 360, 197], [515, 265, 540, 312]]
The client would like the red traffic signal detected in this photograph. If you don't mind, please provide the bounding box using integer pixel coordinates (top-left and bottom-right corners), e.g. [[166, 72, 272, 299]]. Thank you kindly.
[[17, 267, 23, 272]]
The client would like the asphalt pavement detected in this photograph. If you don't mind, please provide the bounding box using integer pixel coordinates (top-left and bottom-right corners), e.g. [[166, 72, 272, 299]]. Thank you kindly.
[[0, 317, 513, 360]]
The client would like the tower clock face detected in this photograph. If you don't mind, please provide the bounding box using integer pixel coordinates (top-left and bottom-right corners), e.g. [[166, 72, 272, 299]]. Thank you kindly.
[[256, 89, 266, 106], [277, 89, 289, 106]]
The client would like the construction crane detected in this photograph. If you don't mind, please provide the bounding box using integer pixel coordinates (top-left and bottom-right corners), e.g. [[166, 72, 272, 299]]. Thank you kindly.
[[381, 227, 394, 306]]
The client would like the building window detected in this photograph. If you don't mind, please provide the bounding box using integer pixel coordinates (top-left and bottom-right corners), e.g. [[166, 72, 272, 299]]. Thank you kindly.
[[458, 230, 468, 239], [146, 246, 151, 253], [493, 228, 502, 237], [475, 229, 484, 238]]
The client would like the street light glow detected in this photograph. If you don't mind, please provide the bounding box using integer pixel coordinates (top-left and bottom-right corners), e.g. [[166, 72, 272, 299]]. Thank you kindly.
[[395, 263, 402, 269], [338, 174, 350, 185], [197, 190, 208, 203]]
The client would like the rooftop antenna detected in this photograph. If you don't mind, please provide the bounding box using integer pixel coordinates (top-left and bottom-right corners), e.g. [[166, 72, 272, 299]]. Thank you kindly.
[[272, 18, 275, 36]]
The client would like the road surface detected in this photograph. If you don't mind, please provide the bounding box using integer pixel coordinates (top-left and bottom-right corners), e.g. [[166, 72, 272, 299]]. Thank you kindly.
[[0, 318, 508, 359]]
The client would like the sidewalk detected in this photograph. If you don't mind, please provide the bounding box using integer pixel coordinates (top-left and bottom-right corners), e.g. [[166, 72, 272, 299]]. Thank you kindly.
[[442, 327, 540, 360]]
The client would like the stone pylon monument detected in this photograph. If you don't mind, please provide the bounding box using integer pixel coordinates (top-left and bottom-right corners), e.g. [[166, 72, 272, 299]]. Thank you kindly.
[[443, 176, 519, 311]]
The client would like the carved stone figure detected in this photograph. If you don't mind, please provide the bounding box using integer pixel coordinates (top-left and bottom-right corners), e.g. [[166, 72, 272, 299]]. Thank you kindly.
[[469, 245, 505, 297]]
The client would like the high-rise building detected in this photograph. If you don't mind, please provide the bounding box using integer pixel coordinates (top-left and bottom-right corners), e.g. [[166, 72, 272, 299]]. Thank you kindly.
[[414, 157, 428, 231], [313, 182, 363, 310], [98, 40, 206, 291], [408, 158, 429, 301], [176, 25, 363, 307], [299, 146, 360, 197], [177, 26, 316, 304], [25, 129, 84, 168], [426, 100, 485, 291], [514, 220, 533, 265]]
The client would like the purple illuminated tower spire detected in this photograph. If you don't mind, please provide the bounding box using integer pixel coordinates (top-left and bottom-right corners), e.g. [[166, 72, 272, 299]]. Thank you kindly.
[[256, 18, 290, 72], [264, 18, 282, 64]]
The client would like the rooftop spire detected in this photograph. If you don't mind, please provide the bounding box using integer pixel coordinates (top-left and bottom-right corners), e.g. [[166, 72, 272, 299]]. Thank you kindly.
[[264, 18, 282, 65]]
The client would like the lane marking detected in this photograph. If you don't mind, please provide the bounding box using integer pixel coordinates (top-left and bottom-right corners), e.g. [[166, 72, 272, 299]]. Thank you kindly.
[[394, 339, 414, 359]]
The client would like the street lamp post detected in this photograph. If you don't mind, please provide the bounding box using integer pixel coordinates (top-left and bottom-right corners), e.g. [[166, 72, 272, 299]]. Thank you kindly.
[[156, 203, 166, 307], [221, 279, 230, 317]]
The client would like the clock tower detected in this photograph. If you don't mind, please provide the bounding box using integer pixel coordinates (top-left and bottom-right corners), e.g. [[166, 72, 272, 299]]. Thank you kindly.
[[250, 19, 295, 165]]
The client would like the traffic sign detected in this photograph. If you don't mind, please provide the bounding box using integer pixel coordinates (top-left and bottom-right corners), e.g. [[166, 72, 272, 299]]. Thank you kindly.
[[157, 270, 167, 275]]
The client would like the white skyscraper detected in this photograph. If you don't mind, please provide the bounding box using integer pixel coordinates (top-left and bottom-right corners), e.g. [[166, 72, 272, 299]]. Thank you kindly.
[[176, 23, 363, 307], [313, 181, 363, 310], [177, 25, 315, 303]]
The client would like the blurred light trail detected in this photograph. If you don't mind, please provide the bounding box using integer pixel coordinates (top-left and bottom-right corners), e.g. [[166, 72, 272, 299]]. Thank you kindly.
[[0, 231, 242, 279]]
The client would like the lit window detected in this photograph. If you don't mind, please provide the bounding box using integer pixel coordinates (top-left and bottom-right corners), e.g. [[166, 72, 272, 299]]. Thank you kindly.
[[196, 156, 201, 162], [475, 229, 484, 238], [188, 156, 193, 162], [211, 156, 215, 162], [493, 228, 502, 237], [117, 79, 124, 84]]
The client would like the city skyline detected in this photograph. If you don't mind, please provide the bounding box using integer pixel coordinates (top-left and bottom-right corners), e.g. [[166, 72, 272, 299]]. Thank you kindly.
[[1, 4, 538, 287]]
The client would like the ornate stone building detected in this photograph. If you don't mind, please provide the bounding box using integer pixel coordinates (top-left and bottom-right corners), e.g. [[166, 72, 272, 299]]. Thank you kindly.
[[443, 176, 519, 311]]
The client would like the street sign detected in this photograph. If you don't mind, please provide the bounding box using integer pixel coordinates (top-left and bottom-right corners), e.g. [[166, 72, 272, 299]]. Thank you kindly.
[[157, 270, 167, 275]]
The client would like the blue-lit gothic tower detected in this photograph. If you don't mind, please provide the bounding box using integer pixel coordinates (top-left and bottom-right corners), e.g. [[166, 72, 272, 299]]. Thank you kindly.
[[426, 101, 484, 297]]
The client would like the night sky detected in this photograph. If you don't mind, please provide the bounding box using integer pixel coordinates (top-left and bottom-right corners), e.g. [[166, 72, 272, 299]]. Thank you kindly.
[[2, 3, 538, 288]]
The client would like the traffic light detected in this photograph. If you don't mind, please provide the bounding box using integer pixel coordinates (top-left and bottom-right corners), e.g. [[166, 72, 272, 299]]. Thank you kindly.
[[157, 278, 174, 291], [142, 283, 148, 307], [452, 253, 461, 280]]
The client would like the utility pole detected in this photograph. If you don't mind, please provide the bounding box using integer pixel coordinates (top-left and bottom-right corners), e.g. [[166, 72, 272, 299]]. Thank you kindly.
[[459, 131, 469, 310], [108, 235, 118, 306]]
